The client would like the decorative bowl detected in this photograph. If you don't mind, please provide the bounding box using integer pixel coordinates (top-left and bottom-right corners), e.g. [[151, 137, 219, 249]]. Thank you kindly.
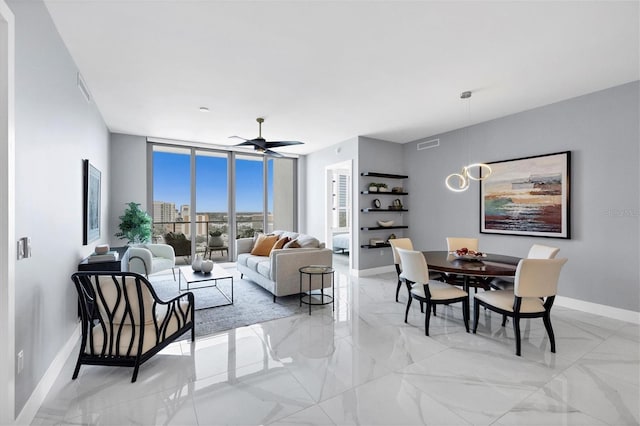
[[451, 251, 487, 260], [377, 220, 394, 227]]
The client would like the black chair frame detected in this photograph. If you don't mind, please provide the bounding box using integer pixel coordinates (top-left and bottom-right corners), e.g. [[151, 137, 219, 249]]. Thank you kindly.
[[473, 295, 556, 356], [403, 279, 469, 336], [71, 272, 195, 382]]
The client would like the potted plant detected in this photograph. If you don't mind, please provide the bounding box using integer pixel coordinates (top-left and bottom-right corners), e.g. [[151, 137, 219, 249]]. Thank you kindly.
[[209, 229, 224, 247], [376, 183, 389, 192], [115, 202, 152, 244], [368, 183, 378, 192]]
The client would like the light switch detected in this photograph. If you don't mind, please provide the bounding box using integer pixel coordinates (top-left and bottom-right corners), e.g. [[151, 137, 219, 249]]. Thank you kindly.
[[17, 239, 24, 260]]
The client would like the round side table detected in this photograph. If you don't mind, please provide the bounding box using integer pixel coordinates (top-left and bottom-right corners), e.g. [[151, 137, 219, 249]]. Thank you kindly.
[[299, 265, 335, 315]]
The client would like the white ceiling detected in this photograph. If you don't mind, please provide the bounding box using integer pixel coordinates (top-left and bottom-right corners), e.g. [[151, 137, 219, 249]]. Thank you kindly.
[[44, 0, 639, 156]]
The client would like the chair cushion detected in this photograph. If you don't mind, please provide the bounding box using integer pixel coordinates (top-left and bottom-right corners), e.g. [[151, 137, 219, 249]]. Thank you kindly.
[[410, 280, 467, 300], [475, 290, 545, 313]]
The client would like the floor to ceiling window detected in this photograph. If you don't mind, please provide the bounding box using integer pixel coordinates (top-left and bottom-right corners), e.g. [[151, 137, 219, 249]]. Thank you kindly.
[[151, 143, 297, 262]]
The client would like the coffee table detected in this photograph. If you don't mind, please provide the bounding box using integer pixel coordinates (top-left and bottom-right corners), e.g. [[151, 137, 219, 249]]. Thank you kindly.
[[178, 264, 234, 310]]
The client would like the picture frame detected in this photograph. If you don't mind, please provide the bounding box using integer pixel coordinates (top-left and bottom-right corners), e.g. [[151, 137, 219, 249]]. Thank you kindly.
[[480, 151, 571, 239], [83, 159, 101, 245]]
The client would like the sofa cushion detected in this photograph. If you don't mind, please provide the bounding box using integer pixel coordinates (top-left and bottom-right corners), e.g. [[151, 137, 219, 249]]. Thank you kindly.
[[283, 239, 301, 249], [237, 253, 251, 267], [296, 234, 320, 248], [251, 234, 279, 256], [273, 236, 290, 250], [256, 260, 271, 278], [281, 231, 299, 240], [246, 255, 265, 271]]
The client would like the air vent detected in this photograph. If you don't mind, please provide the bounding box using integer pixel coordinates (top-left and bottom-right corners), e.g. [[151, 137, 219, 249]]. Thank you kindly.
[[77, 72, 91, 103], [417, 138, 439, 151]]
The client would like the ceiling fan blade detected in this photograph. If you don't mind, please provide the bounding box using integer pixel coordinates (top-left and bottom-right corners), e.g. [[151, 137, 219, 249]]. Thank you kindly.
[[264, 149, 284, 158], [234, 140, 259, 147], [264, 141, 304, 148], [228, 135, 248, 141]]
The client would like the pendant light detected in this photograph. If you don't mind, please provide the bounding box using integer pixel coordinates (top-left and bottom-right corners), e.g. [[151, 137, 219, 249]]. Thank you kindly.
[[445, 91, 492, 192]]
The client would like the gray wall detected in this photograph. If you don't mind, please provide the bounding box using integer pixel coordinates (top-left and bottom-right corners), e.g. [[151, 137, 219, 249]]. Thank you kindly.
[[9, 0, 110, 413], [109, 133, 147, 246], [404, 82, 639, 312], [304, 137, 358, 264], [357, 137, 406, 270]]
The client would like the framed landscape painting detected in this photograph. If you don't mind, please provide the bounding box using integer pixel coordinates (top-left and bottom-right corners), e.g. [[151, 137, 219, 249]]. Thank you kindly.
[[83, 159, 101, 245], [480, 151, 571, 238]]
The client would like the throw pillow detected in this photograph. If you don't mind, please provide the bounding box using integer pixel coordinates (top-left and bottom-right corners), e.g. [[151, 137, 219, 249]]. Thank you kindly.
[[272, 236, 290, 250], [251, 234, 279, 256], [283, 239, 301, 249]]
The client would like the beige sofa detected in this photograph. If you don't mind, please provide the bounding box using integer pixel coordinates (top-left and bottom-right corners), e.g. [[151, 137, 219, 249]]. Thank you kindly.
[[236, 230, 333, 301]]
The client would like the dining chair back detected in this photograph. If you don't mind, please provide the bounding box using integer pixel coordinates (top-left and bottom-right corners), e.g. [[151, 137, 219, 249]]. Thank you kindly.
[[446, 237, 479, 252], [473, 257, 568, 356], [527, 244, 560, 259], [397, 248, 469, 336], [389, 238, 414, 302], [515, 258, 567, 298]]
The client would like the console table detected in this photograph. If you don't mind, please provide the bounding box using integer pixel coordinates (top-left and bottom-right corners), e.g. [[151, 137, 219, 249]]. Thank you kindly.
[[78, 246, 130, 272]]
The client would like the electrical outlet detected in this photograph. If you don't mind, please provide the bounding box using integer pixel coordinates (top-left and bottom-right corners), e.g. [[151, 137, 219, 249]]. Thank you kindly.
[[17, 350, 24, 374]]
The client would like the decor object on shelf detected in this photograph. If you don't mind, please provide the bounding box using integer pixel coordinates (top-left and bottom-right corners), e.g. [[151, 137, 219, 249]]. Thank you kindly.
[[392, 187, 404, 193], [445, 91, 492, 192], [388, 234, 396, 240], [480, 151, 571, 238], [372, 199, 381, 208], [377, 220, 395, 227], [369, 238, 385, 246], [201, 259, 214, 273], [83, 159, 101, 245], [377, 183, 389, 192], [368, 184, 378, 192], [192, 254, 203, 272], [94, 244, 109, 255], [115, 202, 152, 244]]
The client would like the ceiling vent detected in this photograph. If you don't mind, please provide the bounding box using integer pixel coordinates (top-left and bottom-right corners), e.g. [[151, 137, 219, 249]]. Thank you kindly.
[[77, 72, 91, 103], [417, 138, 439, 151]]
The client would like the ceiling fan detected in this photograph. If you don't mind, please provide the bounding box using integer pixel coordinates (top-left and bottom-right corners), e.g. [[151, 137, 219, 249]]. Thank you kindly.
[[229, 117, 304, 157]]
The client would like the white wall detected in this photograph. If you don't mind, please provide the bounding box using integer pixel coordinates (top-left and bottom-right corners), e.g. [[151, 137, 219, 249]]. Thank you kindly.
[[404, 82, 639, 312], [109, 133, 147, 246], [9, 0, 110, 413]]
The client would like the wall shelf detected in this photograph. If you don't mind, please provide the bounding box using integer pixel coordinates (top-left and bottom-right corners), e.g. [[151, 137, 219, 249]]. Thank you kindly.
[[360, 226, 408, 231], [361, 208, 407, 212], [361, 191, 408, 195], [361, 244, 391, 249], [360, 172, 408, 179]]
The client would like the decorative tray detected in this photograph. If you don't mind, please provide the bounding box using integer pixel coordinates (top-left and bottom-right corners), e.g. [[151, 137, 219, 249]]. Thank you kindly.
[[450, 251, 487, 260]]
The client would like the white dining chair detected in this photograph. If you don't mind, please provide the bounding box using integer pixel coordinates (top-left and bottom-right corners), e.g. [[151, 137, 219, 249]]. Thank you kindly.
[[491, 244, 560, 290], [473, 258, 568, 356], [389, 238, 414, 302], [397, 248, 469, 336], [446, 237, 479, 252]]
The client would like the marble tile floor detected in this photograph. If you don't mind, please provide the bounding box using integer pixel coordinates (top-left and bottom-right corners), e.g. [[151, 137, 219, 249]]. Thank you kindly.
[[32, 266, 639, 426]]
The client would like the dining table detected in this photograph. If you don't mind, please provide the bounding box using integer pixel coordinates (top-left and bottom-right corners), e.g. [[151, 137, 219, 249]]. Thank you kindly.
[[421, 250, 522, 294]]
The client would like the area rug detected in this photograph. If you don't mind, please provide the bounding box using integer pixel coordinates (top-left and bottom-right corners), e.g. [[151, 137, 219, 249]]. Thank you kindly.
[[148, 267, 307, 337]]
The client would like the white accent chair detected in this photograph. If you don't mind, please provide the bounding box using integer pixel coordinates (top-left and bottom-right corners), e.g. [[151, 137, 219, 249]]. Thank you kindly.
[[397, 248, 469, 336], [128, 244, 177, 280], [473, 258, 568, 356]]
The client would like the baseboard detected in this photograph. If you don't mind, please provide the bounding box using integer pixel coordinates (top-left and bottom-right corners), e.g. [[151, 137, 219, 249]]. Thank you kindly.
[[15, 324, 80, 425], [355, 265, 395, 277], [555, 296, 640, 324]]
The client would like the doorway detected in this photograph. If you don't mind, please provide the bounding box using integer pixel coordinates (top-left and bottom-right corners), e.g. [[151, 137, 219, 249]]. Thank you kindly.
[[325, 160, 352, 272]]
